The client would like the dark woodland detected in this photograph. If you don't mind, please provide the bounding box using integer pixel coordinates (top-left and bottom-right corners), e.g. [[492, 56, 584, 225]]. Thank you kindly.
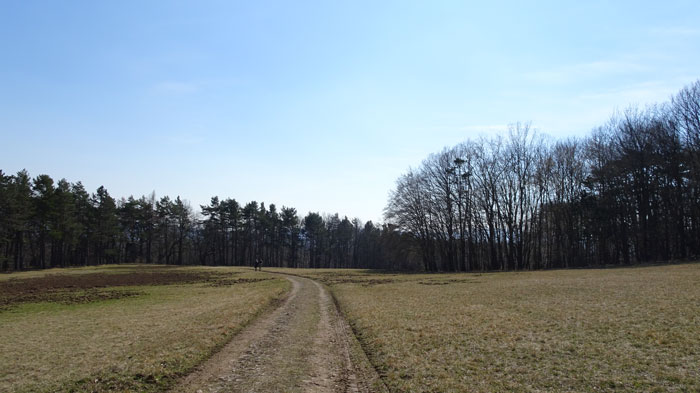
[[2, 80, 699, 272]]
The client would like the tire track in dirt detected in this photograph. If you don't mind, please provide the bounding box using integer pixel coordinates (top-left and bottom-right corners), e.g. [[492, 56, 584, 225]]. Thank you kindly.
[[170, 273, 386, 393]]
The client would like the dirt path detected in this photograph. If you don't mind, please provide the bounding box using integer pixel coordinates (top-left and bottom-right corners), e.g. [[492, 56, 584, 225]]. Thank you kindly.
[[170, 274, 386, 393]]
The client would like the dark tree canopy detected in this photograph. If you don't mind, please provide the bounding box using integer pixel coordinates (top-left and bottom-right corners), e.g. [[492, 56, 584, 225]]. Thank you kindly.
[[0, 173, 397, 270]]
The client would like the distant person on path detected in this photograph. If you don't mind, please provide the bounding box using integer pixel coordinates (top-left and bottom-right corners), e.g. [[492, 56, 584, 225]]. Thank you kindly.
[[254, 258, 262, 271]]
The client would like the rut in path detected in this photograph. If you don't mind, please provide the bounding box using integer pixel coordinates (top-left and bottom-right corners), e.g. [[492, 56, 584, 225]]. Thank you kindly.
[[170, 274, 386, 393]]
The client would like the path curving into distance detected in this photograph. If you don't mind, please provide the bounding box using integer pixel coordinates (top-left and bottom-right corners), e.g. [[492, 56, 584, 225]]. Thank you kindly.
[[170, 273, 386, 393]]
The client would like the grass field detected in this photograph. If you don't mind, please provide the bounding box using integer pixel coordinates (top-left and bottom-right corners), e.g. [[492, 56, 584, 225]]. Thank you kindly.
[[274, 264, 700, 392], [0, 265, 290, 393], [4, 264, 698, 392]]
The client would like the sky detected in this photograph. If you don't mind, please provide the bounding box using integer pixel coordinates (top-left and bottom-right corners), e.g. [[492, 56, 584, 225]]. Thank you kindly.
[[1, 1, 699, 222]]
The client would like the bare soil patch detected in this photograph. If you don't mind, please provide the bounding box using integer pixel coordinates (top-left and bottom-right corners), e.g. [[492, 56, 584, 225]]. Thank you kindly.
[[0, 270, 266, 309], [417, 278, 480, 285], [0, 287, 142, 310], [206, 277, 272, 287], [310, 275, 397, 287]]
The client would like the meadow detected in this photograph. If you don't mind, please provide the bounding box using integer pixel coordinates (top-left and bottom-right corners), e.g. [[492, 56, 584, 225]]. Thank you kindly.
[[3, 263, 699, 392], [276, 264, 700, 392], [0, 265, 290, 393]]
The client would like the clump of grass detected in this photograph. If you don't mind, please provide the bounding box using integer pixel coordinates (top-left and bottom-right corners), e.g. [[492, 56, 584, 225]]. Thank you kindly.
[[277, 264, 700, 392], [0, 265, 290, 393]]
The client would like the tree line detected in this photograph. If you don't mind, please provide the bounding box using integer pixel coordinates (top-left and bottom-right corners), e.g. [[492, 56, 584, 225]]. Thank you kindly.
[[3, 80, 699, 272], [386, 80, 700, 271], [0, 172, 410, 271]]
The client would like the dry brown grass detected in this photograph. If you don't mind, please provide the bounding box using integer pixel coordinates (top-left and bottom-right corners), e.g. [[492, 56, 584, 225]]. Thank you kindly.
[[0, 265, 290, 393], [273, 264, 700, 392]]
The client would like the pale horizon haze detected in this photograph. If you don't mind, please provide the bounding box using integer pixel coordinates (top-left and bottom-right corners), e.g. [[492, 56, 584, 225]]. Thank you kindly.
[[2, 1, 699, 222]]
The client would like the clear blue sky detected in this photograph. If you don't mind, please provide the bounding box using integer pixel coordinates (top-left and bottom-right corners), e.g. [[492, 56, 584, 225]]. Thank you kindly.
[[2, 1, 699, 222]]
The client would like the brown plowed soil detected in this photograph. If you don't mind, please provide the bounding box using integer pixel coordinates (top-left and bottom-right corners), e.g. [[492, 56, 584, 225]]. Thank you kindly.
[[0, 270, 267, 309]]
